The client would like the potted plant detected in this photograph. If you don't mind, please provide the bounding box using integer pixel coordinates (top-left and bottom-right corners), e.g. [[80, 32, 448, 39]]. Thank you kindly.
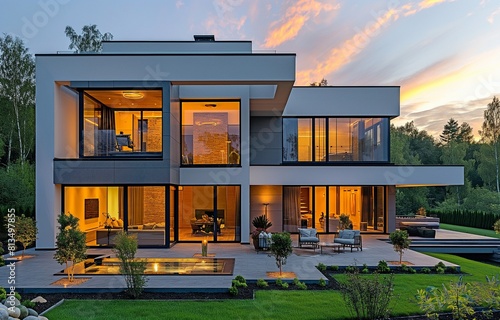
[[339, 213, 352, 230], [252, 215, 272, 250]]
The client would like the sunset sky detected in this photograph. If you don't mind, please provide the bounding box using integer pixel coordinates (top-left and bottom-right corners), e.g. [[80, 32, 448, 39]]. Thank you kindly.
[[2, 0, 500, 139]]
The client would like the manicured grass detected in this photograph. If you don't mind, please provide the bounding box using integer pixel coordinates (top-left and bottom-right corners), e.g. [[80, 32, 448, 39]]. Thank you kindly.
[[45, 254, 499, 320], [440, 223, 500, 238]]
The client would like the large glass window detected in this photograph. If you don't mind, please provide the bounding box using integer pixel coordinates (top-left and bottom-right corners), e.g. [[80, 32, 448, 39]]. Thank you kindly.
[[181, 101, 240, 165], [64, 186, 124, 246], [284, 117, 389, 162], [82, 89, 162, 157], [282, 186, 385, 233], [128, 186, 166, 246], [178, 186, 240, 241]]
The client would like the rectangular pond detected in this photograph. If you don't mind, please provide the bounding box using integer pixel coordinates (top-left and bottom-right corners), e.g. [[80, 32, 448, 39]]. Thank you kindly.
[[55, 257, 235, 276]]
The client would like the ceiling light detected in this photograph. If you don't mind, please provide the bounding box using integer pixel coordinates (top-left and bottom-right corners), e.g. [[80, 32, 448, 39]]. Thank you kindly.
[[205, 103, 217, 108], [122, 91, 144, 99]]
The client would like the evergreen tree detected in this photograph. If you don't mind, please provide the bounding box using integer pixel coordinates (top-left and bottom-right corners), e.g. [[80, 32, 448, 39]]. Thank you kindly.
[[440, 118, 459, 144]]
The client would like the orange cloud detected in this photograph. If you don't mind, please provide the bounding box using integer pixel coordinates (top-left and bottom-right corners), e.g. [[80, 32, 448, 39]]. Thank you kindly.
[[418, 0, 451, 9], [296, 0, 454, 85], [297, 8, 398, 84], [262, 0, 337, 48]]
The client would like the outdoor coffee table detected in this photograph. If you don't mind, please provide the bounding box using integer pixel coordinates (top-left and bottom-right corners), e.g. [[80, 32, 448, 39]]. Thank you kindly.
[[318, 242, 343, 254]]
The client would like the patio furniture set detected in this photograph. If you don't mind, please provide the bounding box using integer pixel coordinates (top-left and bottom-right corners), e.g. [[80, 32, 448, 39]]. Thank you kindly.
[[297, 228, 363, 254]]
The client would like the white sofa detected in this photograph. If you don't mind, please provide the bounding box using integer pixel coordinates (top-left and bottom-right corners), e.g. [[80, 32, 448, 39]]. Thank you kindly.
[[333, 230, 362, 251]]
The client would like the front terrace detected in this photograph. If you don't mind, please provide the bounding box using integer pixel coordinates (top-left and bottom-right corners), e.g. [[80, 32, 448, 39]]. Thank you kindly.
[[3, 229, 497, 294]]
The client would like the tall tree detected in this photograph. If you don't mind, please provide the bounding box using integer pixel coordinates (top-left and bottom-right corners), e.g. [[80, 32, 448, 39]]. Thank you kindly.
[[479, 96, 500, 198], [0, 34, 35, 166], [65, 24, 113, 53], [440, 118, 474, 144], [457, 122, 474, 144], [440, 118, 459, 144]]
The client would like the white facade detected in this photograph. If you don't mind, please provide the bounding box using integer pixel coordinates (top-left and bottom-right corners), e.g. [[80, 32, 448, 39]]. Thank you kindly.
[[35, 38, 464, 249]]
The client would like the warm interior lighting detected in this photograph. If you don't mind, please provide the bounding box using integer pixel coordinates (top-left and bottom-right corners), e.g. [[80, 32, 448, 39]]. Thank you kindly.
[[195, 120, 222, 126], [153, 263, 159, 273], [84, 118, 98, 127], [122, 91, 144, 99], [263, 203, 269, 218]]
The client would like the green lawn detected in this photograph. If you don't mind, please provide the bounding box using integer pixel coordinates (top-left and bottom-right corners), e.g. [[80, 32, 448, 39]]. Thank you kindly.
[[45, 253, 499, 320], [440, 223, 500, 238]]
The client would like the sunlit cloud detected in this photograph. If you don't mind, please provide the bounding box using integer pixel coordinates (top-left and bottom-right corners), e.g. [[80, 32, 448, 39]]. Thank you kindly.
[[297, 8, 399, 84], [488, 6, 500, 23], [418, 0, 452, 9], [262, 0, 338, 48], [296, 0, 454, 85]]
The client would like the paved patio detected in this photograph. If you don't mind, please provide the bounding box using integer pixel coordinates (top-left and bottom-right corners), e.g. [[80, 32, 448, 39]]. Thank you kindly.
[[0, 230, 492, 293]]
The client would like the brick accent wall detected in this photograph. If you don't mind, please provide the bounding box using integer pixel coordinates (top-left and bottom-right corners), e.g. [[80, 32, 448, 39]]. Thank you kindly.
[[193, 112, 228, 164], [143, 186, 165, 224]]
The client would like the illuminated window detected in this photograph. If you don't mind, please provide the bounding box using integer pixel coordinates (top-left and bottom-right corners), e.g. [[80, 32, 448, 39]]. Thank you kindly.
[[81, 89, 162, 157], [181, 101, 240, 165]]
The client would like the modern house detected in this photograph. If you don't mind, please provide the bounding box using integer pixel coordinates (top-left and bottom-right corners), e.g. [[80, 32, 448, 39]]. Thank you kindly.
[[35, 35, 464, 249]]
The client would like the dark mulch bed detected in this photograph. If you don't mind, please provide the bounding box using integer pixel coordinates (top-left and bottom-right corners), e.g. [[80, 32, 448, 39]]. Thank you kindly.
[[22, 278, 338, 314], [19, 272, 500, 319]]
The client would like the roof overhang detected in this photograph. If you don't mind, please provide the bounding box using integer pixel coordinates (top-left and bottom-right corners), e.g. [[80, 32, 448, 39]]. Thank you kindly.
[[249, 165, 464, 186]]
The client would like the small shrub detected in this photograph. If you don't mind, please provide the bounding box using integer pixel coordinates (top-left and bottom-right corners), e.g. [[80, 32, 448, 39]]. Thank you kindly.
[[434, 261, 446, 270], [446, 266, 459, 274], [340, 270, 395, 319], [281, 282, 289, 289], [420, 267, 431, 274], [319, 278, 326, 287], [377, 260, 391, 274], [22, 299, 35, 308], [15, 292, 21, 301], [436, 266, 445, 274], [275, 278, 283, 286], [292, 277, 300, 285], [417, 276, 475, 320], [408, 267, 417, 274], [296, 282, 307, 290], [361, 267, 370, 274], [113, 231, 148, 299], [232, 279, 247, 288], [0, 287, 6, 300], [229, 286, 238, 296], [330, 265, 339, 271], [234, 275, 246, 284], [345, 265, 358, 273], [256, 279, 268, 288], [317, 263, 327, 271]]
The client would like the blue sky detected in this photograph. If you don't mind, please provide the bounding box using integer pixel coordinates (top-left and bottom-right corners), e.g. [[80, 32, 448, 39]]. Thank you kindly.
[[2, 0, 500, 139]]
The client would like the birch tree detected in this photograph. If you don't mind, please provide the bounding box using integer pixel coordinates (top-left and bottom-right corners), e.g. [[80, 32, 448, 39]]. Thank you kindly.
[[480, 96, 500, 199], [0, 34, 35, 167], [65, 24, 113, 53]]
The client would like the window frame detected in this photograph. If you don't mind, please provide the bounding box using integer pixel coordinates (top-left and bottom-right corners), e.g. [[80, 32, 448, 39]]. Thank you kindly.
[[78, 88, 163, 159], [180, 99, 242, 167], [282, 116, 390, 164]]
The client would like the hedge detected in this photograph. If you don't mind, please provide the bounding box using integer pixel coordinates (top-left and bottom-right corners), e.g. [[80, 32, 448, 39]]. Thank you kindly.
[[428, 209, 499, 230]]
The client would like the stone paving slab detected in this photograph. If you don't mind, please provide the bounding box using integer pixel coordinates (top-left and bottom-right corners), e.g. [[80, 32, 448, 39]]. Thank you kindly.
[[0, 230, 488, 293]]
